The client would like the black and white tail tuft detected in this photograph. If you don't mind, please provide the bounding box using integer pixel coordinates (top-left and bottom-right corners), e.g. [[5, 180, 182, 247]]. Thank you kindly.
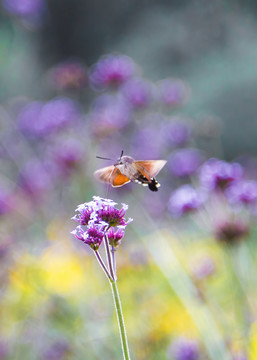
[[148, 178, 160, 192]]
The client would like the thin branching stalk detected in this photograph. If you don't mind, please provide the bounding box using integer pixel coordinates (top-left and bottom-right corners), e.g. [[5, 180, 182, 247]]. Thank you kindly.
[[104, 234, 116, 281], [94, 250, 113, 281], [111, 245, 117, 277]]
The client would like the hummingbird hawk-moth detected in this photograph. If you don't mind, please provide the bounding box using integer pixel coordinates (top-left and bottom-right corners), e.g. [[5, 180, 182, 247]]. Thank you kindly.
[[94, 151, 166, 191]]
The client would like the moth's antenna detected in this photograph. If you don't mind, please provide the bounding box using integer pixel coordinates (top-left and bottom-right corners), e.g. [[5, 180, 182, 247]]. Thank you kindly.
[[119, 150, 124, 159], [96, 155, 114, 161]]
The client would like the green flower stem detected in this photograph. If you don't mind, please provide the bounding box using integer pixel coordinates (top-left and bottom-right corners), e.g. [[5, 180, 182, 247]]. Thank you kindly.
[[110, 279, 131, 360]]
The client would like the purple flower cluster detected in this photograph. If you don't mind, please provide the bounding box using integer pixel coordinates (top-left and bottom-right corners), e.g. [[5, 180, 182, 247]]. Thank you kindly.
[[18, 98, 81, 138], [226, 180, 257, 205], [90, 54, 136, 90], [2, 0, 45, 17], [168, 185, 205, 217], [167, 154, 257, 220], [71, 196, 132, 250], [199, 158, 243, 191], [169, 337, 199, 360]]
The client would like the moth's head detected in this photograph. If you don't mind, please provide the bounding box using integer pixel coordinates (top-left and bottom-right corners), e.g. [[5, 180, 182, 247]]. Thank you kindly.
[[116, 155, 134, 165]]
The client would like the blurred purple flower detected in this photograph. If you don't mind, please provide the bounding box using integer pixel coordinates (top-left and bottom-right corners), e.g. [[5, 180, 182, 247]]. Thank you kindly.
[[199, 158, 243, 191], [161, 119, 191, 148], [214, 220, 249, 244], [168, 148, 202, 177], [49, 138, 84, 178], [225, 180, 257, 205], [18, 159, 52, 198], [2, 0, 45, 17], [90, 54, 136, 90], [157, 78, 190, 107], [168, 185, 205, 217], [90, 95, 131, 136], [169, 336, 199, 360], [18, 98, 81, 138], [17, 100, 43, 135], [43, 341, 70, 360], [120, 78, 152, 109], [38, 98, 81, 131], [49, 60, 87, 91], [190, 255, 215, 280]]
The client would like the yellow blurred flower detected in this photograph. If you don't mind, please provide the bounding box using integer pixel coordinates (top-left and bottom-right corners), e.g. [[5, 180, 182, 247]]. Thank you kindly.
[[248, 322, 257, 360], [40, 243, 86, 296]]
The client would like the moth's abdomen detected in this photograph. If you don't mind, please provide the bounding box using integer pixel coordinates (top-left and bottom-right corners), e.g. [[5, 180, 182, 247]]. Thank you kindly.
[[134, 174, 160, 191], [148, 178, 160, 192]]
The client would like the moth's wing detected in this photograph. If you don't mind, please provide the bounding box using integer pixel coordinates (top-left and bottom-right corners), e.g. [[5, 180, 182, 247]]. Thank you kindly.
[[94, 166, 130, 187], [112, 170, 131, 187], [94, 165, 117, 184], [134, 160, 167, 178]]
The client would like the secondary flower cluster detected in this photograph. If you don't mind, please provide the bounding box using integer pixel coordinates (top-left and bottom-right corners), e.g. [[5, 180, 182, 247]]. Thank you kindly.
[[168, 158, 257, 218], [71, 196, 132, 250]]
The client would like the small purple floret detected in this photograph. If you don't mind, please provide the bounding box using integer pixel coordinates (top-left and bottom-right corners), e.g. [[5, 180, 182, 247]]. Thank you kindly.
[[107, 227, 125, 248]]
